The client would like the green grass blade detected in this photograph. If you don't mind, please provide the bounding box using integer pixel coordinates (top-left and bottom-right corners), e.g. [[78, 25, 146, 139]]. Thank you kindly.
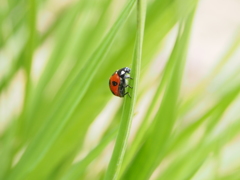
[[122, 8, 196, 180], [61, 130, 117, 180], [157, 117, 240, 180], [2, 0, 240, 179], [6, 1, 137, 179], [179, 31, 240, 117], [0, 119, 17, 179], [120, 24, 182, 174], [104, 0, 147, 179]]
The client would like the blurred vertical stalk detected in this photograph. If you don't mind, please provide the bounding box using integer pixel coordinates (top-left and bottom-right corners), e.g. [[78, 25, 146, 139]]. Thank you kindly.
[[22, 0, 36, 138], [25, 0, 36, 81]]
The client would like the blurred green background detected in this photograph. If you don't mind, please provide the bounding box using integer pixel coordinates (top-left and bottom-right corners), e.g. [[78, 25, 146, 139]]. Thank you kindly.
[[1, 0, 240, 179]]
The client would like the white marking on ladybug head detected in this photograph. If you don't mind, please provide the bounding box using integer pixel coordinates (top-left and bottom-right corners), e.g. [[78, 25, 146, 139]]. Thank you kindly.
[[121, 71, 125, 75]]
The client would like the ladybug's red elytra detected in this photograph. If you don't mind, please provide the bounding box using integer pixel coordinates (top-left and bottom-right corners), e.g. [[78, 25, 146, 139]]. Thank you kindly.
[[109, 67, 133, 98]]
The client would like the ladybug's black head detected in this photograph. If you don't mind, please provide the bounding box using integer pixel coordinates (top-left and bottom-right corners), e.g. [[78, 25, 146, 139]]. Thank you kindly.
[[124, 67, 131, 74], [117, 67, 131, 77]]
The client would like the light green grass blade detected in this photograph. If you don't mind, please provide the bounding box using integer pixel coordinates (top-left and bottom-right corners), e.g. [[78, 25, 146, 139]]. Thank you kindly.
[[19, 0, 113, 142], [0, 119, 17, 179], [104, 0, 146, 180], [2, 0, 240, 179], [120, 19, 183, 174], [168, 83, 240, 154], [157, 118, 240, 180], [179, 31, 240, 118], [61, 130, 117, 180], [6, 1, 136, 179], [219, 173, 240, 180], [122, 8, 196, 180], [20, 0, 88, 137]]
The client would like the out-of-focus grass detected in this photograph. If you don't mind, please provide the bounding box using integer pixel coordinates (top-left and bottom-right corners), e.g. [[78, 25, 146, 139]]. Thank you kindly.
[[1, 0, 240, 180]]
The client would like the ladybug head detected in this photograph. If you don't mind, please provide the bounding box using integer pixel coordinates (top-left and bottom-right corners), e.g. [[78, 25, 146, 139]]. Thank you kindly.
[[117, 67, 131, 77], [124, 67, 131, 73]]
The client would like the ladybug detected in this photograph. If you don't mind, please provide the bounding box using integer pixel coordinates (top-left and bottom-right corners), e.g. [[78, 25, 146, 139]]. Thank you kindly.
[[109, 67, 133, 98]]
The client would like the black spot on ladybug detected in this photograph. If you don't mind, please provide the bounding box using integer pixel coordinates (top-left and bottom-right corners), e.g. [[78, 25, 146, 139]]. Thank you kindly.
[[112, 81, 118, 86]]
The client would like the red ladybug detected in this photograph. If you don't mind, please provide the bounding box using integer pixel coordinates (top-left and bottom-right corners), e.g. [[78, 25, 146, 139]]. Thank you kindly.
[[109, 67, 132, 98]]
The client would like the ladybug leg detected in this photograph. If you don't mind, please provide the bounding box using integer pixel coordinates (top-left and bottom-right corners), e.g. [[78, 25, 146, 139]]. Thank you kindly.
[[125, 85, 133, 89], [124, 92, 131, 98], [125, 74, 133, 80]]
